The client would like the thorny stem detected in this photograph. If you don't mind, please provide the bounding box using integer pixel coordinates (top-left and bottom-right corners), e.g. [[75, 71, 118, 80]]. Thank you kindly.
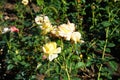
[[97, 6, 111, 80], [97, 27, 109, 80], [60, 38, 70, 80], [110, 25, 119, 36], [65, 64, 70, 80]]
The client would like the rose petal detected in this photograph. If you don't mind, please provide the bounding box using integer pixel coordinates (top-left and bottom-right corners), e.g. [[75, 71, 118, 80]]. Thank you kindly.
[[48, 54, 58, 61]]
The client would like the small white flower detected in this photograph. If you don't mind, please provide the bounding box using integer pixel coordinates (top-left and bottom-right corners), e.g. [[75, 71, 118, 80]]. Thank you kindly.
[[2, 27, 10, 34], [35, 15, 50, 25], [35, 15, 44, 25]]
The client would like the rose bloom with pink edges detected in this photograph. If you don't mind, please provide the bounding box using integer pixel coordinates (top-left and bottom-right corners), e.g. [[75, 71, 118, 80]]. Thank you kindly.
[[10, 26, 19, 32]]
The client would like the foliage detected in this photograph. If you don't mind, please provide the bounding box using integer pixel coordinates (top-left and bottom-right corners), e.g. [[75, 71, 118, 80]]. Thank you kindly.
[[0, 0, 120, 80]]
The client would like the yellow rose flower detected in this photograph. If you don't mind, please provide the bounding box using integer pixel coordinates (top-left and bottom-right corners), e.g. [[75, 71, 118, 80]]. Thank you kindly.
[[67, 20, 75, 31], [40, 22, 53, 34], [71, 32, 81, 43], [35, 15, 53, 34], [42, 42, 61, 61], [51, 26, 59, 37], [58, 22, 75, 40], [22, 0, 29, 5]]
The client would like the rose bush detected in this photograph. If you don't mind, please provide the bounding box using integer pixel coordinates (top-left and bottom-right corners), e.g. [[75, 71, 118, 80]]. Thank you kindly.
[[0, 0, 120, 80]]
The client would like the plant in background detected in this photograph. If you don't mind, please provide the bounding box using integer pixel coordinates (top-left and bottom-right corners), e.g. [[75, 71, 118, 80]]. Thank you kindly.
[[0, 0, 120, 80]]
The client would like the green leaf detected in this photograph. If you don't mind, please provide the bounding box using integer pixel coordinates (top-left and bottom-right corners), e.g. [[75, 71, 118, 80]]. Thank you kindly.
[[48, 6, 58, 15], [61, 0, 67, 5], [86, 61, 92, 67], [21, 61, 26, 66], [71, 55, 80, 60], [105, 48, 111, 53], [36, 0, 44, 6], [63, 75, 68, 80], [101, 21, 111, 27], [107, 43, 115, 47], [75, 62, 85, 69], [36, 63, 42, 70], [71, 77, 81, 80], [17, 55, 22, 61], [7, 64, 14, 70], [55, 66, 60, 73], [82, 0, 86, 3], [109, 61, 118, 71]]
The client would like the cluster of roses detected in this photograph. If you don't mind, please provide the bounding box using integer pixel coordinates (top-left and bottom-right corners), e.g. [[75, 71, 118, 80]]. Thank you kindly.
[[35, 14, 84, 61]]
